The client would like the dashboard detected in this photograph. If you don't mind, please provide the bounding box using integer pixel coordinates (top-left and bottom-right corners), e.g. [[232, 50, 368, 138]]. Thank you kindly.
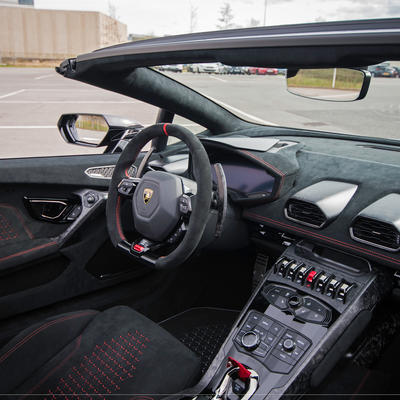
[[187, 133, 400, 270]]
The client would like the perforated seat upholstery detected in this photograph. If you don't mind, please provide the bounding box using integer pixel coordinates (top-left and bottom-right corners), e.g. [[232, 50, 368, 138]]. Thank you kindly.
[[0, 306, 200, 399]]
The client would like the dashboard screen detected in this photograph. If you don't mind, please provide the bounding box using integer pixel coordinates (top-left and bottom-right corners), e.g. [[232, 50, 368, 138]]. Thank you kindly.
[[212, 161, 275, 194]]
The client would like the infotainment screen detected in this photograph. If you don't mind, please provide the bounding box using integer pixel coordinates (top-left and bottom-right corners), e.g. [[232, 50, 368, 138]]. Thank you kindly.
[[212, 161, 275, 194]]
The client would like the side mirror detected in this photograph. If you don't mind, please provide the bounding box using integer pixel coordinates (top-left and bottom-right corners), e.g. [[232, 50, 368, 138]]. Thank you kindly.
[[286, 68, 371, 101], [57, 113, 143, 150]]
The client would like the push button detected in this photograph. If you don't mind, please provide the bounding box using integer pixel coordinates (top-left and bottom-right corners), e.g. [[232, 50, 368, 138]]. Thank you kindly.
[[277, 258, 293, 277], [336, 282, 354, 303], [305, 270, 319, 288], [286, 262, 302, 280], [296, 265, 312, 284], [326, 278, 341, 298], [315, 273, 330, 293]]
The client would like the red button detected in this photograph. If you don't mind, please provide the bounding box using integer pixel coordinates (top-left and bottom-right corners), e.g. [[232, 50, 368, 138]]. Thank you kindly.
[[306, 270, 317, 283], [133, 244, 144, 253]]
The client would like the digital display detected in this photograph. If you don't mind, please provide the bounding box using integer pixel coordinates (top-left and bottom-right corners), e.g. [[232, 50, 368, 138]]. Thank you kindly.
[[212, 161, 275, 194]]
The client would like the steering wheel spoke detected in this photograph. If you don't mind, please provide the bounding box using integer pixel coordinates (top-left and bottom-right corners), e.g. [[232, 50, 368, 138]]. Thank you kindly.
[[117, 177, 141, 197]]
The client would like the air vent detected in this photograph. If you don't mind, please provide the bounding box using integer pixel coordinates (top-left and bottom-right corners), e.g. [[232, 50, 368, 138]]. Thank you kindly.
[[85, 165, 136, 179], [285, 199, 327, 228], [350, 216, 400, 251]]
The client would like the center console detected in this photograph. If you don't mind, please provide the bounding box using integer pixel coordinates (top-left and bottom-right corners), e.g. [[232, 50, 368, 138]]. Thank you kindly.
[[195, 241, 387, 400]]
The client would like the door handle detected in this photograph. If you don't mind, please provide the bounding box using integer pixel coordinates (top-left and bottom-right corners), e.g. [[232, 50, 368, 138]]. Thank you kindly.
[[24, 197, 77, 223]]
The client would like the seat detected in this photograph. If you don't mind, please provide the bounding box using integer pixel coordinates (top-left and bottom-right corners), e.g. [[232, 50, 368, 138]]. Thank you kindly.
[[0, 306, 201, 399]]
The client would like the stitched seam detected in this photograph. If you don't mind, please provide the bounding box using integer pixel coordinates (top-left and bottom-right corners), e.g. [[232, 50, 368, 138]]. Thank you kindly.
[[115, 196, 126, 241], [0, 241, 57, 263], [0, 204, 34, 239], [351, 370, 371, 399], [22, 336, 83, 398], [239, 150, 284, 176], [244, 211, 400, 265], [0, 311, 96, 364], [239, 150, 285, 196]]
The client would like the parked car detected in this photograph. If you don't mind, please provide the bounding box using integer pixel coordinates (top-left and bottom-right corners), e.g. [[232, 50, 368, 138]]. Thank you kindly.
[[193, 62, 220, 73], [225, 66, 244, 74], [2, 18, 400, 400], [158, 64, 183, 72]]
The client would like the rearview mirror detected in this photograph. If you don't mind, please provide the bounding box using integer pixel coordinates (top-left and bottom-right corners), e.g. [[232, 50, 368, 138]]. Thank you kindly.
[[286, 68, 371, 101], [57, 113, 143, 149]]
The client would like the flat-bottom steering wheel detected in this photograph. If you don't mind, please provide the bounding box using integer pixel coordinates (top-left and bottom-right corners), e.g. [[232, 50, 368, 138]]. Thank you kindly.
[[106, 123, 212, 269]]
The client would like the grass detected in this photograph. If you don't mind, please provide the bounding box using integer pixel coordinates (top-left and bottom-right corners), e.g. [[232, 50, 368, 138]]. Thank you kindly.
[[288, 69, 363, 91]]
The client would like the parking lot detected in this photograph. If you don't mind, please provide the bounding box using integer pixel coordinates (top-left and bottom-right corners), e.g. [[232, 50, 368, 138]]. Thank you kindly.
[[0, 67, 399, 159]]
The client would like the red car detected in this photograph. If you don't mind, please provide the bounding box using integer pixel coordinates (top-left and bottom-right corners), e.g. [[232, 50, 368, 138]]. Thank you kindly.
[[248, 67, 278, 75]]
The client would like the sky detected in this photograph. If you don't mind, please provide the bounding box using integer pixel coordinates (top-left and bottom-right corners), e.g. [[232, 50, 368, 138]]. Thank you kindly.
[[35, 0, 400, 36]]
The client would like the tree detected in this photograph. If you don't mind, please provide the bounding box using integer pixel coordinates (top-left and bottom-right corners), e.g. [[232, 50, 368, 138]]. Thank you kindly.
[[217, 3, 234, 30], [108, 1, 118, 19], [190, 4, 198, 33]]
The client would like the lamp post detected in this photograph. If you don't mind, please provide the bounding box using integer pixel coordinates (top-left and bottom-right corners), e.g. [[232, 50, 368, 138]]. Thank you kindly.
[[263, 0, 267, 26]]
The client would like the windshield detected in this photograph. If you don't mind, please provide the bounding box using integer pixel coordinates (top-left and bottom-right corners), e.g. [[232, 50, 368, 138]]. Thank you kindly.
[[157, 62, 400, 141]]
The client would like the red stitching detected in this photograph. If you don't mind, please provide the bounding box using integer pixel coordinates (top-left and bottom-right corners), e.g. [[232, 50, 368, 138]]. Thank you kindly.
[[0, 203, 34, 239], [244, 212, 400, 265], [80, 362, 113, 395], [84, 356, 113, 393], [162, 123, 169, 136], [105, 341, 136, 370], [59, 377, 77, 398], [0, 311, 96, 364], [116, 196, 126, 241], [71, 367, 95, 399], [22, 336, 82, 398], [0, 213, 18, 241], [239, 150, 285, 196], [68, 373, 91, 398], [0, 241, 57, 263], [54, 386, 68, 400]]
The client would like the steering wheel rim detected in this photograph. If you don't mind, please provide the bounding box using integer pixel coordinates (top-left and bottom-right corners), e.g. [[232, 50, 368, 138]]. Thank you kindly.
[[106, 123, 212, 269]]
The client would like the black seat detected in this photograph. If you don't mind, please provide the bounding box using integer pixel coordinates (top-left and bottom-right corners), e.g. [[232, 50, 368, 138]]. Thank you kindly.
[[0, 306, 201, 398]]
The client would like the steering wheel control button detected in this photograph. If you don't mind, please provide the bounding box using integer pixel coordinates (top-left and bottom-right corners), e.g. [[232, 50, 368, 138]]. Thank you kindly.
[[241, 331, 260, 350], [133, 244, 145, 253], [178, 194, 192, 214], [118, 178, 138, 197]]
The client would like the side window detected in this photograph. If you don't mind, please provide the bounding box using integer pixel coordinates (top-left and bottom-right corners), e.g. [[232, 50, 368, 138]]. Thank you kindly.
[[0, 68, 158, 159]]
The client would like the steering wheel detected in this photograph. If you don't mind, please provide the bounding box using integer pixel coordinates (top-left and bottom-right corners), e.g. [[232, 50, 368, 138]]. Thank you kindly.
[[106, 123, 212, 269]]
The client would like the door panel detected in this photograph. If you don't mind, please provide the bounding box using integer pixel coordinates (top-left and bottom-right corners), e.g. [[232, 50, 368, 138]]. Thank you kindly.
[[0, 154, 149, 320]]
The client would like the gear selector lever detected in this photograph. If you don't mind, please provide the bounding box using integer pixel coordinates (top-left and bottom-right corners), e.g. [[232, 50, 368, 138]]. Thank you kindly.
[[210, 357, 259, 400]]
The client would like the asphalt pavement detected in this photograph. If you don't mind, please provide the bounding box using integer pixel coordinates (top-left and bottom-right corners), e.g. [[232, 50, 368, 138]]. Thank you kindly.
[[0, 67, 399, 159]]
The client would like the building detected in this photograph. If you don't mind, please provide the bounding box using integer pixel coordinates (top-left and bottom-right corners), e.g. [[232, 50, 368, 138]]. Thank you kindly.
[[0, 5, 127, 63], [0, 0, 34, 6]]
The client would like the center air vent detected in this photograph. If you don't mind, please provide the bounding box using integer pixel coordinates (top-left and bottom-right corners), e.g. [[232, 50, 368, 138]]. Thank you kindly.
[[350, 194, 400, 252], [285, 199, 326, 228], [350, 217, 400, 251], [284, 181, 358, 229]]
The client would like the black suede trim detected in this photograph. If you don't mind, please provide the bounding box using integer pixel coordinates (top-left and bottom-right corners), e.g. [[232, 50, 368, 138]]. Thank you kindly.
[[0, 310, 98, 394], [13, 306, 201, 398]]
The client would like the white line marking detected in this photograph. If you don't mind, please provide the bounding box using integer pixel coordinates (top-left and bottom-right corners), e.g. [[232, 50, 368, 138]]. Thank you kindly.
[[206, 95, 278, 126], [0, 125, 55, 129], [34, 74, 54, 80], [0, 89, 26, 99], [0, 100, 138, 104], [209, 75, 227, 83]]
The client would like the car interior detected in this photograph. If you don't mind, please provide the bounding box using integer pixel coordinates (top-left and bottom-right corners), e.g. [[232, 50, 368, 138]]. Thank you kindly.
[[1, 18, 400, 399]]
